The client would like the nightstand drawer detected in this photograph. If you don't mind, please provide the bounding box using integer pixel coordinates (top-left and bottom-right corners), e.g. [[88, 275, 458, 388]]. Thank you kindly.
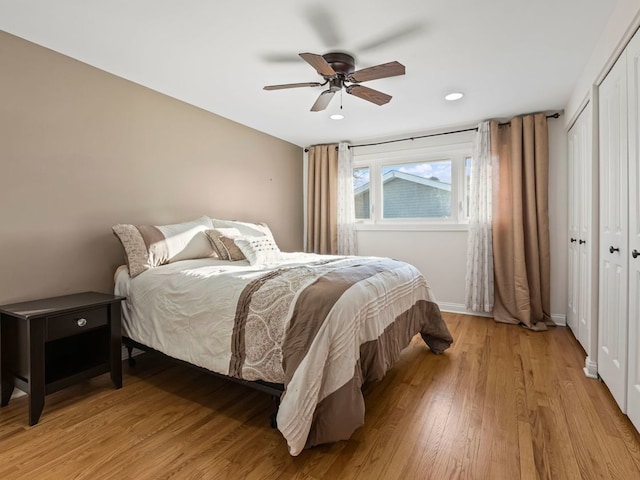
[[47, 307, 108, 341]]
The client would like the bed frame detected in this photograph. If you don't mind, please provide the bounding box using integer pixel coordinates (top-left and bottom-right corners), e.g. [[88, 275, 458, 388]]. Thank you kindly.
[[122, 336, 284, 427]]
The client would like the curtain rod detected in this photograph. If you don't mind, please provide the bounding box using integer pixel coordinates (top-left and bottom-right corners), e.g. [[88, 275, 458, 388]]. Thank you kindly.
[[303, 112, 560, 152]]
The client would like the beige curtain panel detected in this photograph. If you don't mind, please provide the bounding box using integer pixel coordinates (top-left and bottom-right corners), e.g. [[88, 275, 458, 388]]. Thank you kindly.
[[306, 144, 339, 254], [491, 113, 552, 331]]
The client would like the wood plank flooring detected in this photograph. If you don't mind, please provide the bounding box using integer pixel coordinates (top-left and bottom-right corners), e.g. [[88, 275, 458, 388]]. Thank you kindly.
[[1, 313, 639, 479]]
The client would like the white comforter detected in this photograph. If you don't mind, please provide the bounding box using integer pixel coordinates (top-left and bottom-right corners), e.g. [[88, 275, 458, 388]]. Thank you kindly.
[[114, 253, 451, 455], [115, 253, 331, 378]]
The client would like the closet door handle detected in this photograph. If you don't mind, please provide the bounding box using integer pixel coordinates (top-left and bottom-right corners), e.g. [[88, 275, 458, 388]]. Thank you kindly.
[[609, 246, 620, 254], [579, 239, 586, 245], [633, 249, 639, 259], [570, 238, 577, 243]]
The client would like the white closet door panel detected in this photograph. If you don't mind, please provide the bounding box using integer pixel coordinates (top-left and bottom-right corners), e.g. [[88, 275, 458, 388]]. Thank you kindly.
[[578, 105, 594, 351], [598, 51, 629, 412], [628, 268, 640, 428], [626, 29, 640, 430], [578, 245, 591, 347], [567, 123, 580, 334], [600, 260, 628, 406], [568, 244, 579, 332], [567, 103, 594, 351]]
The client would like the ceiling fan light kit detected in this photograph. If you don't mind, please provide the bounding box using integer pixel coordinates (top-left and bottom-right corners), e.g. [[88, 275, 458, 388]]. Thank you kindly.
[[445, 92, 464, 101], [264, 51, 405, 112]]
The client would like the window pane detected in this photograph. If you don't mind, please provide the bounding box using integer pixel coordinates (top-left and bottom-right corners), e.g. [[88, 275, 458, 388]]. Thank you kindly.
[[353, 167, 370, 219], [381, 161, 452, 218]]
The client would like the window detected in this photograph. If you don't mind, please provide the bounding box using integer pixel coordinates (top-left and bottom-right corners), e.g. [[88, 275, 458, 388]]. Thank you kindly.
[[382, 160, 452, 219], [353, 167, 370, 220], [352, 134, 473, 228]]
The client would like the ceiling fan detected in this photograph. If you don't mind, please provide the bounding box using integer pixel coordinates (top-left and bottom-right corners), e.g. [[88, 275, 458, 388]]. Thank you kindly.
[[263, 52, 405, 112]]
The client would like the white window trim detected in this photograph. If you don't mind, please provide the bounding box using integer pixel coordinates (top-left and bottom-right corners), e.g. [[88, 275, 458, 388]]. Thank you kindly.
[[352, 134, 473, 230]]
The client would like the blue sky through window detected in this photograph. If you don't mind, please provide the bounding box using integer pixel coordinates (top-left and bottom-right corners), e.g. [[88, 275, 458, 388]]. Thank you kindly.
[[383, 161, 451, 184], [353, 167, 370, 189]]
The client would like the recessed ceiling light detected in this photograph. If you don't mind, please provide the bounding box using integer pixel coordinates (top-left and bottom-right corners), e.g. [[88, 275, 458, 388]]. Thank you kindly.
[[445, 92, 464, 101], [330, 113, 344, 120]]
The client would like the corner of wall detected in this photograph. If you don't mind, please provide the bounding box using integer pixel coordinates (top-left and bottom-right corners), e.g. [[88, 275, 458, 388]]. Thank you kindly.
[[566, 0, 640, 123]]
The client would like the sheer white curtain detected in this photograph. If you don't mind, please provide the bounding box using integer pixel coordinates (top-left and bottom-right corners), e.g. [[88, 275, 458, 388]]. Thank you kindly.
[[465, 122, 494, 312], [336, 142, 358, 255]]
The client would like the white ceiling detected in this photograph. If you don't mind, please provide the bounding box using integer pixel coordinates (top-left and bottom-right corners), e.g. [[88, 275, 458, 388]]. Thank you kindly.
[[0, 0, 617, 147]]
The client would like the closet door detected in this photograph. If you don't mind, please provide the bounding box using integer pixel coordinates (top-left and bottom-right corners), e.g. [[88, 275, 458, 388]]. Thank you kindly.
[[598, 51, 629, 412], [626, 31, 640, 429], [577, 104, 594, 352], [567, 119, 580, 335], [567, 102, 595, 357]]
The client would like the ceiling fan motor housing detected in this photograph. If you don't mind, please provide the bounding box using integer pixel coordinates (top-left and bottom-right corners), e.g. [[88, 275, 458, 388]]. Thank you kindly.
[[322, 52, 356, 77]]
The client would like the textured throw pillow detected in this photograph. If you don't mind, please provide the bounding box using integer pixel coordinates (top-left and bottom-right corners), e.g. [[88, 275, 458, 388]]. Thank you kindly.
[[204, 228, 245, 261], [234, 236, 282, 266], [112, 216, 214, 277]]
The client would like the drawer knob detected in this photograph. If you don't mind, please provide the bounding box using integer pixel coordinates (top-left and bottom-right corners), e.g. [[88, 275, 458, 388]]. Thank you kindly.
[[76, 318, 88, 327]]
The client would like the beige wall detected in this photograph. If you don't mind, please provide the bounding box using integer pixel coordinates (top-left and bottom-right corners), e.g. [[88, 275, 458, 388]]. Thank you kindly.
[[0, 31, 303, 304]]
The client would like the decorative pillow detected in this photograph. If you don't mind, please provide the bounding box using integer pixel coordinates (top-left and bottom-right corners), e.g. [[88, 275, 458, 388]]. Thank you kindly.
[[210, 218, 275, 240], [234, 235, 282, 266], [112, 216, 214, 277], [204, 228, 245, 261]]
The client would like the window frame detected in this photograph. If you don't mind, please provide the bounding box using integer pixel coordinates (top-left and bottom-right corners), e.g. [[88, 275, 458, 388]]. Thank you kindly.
[[352, 134, 473, 230]]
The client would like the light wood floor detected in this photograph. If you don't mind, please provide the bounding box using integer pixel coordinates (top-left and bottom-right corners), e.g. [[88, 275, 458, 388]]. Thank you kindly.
[[1, 313, 639, 479]]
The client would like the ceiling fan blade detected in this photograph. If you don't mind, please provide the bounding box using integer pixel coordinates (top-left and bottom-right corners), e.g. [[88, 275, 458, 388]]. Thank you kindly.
[[357, 23, 424, 52], [261, 52, 304, 63], [300, 53, 337, 77], [304, 5, 342, 47], [346, 85, 392, 106], [263, 82, 323, 91], [310, 90, 336, 111], [348, 61, 406, 83]]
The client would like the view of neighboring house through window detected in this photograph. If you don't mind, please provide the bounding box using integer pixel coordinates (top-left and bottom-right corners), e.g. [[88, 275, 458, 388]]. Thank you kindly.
[[381, 161, 452, 218], [353, 167, 370, 219], [351, 133, 473, 227]]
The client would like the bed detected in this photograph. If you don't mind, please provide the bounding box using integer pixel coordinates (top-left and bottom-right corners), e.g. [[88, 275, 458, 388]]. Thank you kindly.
[[112, 217, 453, 456]]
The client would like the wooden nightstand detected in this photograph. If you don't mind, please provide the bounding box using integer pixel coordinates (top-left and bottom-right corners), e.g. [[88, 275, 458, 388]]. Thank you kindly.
[[0, 292, 124, 425]]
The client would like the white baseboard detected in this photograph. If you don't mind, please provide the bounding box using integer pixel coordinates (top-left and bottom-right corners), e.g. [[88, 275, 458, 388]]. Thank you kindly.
[[437, 302, 493, 318], [583, 356, 598, 379], [551, 313, 567, 326], [438, 302, 567, 327]]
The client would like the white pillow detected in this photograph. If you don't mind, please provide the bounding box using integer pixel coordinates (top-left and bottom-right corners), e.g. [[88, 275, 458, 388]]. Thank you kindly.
[[210, 218, 274, 239], [234, 236, 282, 265], [112, 216, 214, 277]]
